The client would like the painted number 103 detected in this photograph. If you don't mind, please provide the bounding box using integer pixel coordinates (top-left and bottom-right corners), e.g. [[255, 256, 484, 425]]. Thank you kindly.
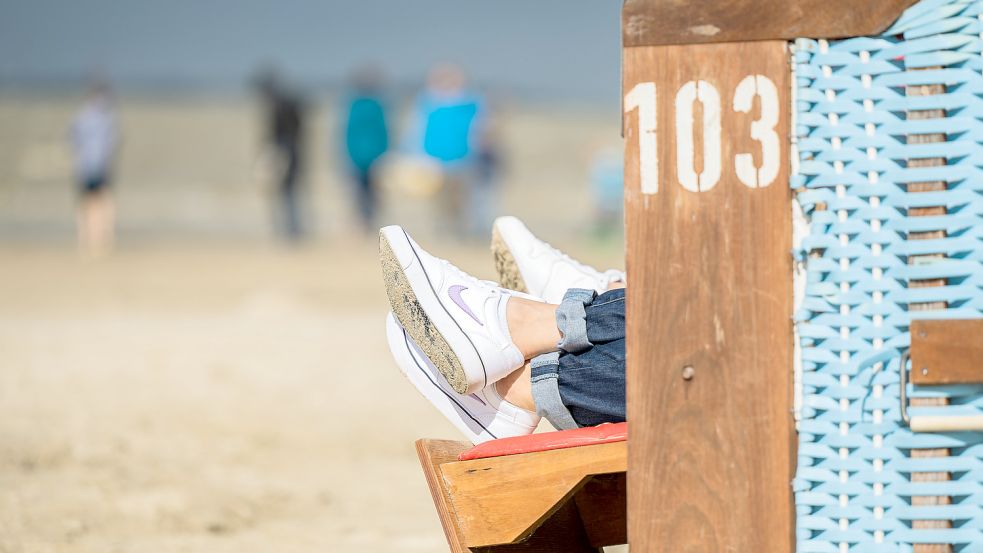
[[624, 75, 780, 195]]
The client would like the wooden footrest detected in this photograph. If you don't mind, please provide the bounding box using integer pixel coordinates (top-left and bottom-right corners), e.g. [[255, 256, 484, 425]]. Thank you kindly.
[[416, 425, 627, 552]]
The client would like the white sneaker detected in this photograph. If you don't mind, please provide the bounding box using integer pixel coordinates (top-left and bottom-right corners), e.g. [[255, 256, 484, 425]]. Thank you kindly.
[[385, 313, 539, 444], [380, 225, 524, 395], [491, 216, 625, 304]]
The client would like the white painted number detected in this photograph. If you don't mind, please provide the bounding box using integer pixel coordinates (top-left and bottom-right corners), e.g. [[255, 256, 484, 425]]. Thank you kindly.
[[733, 75, 780, 188], [624, 82, 658, 194], [675, 80, 722, 192], [623, 74, 781, 195]]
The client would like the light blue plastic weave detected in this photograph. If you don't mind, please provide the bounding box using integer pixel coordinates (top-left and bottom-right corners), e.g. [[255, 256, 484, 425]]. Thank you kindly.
[[792, 0, 983, 551]]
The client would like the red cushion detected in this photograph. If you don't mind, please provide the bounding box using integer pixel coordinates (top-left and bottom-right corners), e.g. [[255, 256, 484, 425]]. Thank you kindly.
[[457, 422, 627, 461]]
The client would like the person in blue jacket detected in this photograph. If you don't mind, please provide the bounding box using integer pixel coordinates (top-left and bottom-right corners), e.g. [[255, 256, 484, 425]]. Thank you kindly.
[[409, 64, 486, 237], [343, 68, 389, 233]]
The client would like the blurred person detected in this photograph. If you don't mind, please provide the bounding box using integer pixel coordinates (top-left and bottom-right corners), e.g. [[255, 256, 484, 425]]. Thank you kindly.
[[470, 122, 504, 238], [256, 69, 307, 242], [379, 217, 626, 444], [342, 67, 389, 234], [589, 145, 624, 238], [408, 64, 486, 239], [69, 79, 119, 258]]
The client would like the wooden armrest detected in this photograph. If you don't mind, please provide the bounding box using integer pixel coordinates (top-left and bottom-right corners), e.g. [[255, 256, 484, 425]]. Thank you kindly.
[[416, 438, 627, 552]]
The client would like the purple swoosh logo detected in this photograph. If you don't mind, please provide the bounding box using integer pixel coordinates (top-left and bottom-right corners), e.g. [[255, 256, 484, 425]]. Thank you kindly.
[[447, 285, 483, 326]]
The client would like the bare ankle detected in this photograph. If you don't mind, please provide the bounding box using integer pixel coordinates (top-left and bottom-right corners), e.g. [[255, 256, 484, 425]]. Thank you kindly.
[[495, 362, 536, 412], [505, 297, 561, 359]]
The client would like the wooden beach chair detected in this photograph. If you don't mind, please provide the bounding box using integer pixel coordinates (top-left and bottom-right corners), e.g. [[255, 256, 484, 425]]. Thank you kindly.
[[416, 423, 627, 552], [413, 0, 983, 550]]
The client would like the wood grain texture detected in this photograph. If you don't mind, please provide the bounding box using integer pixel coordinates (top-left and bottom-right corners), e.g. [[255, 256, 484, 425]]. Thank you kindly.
[[442, 441, 626, 547], [623, 41, 794, 552], [416, 438, 625, 552], [906, 77, 953, 553], [623, 0, 916, 47], [417, 439, 475, 553], [471, 500, 600, 553], [910, 319, 983, 385]]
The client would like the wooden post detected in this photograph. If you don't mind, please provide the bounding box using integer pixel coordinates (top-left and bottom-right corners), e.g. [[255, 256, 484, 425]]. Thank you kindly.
[[622, 40, 794, 551]]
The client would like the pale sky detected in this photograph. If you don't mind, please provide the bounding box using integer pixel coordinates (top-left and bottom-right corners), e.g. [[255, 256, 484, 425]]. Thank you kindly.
[[0, 0, 622, 104]]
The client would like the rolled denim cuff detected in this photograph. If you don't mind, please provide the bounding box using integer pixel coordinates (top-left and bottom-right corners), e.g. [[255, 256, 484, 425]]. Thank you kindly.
[[529, 352, 579, 430], [555, 288, 596, 353]]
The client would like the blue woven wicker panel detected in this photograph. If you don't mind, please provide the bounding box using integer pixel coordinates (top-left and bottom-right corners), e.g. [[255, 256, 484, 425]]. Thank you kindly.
[[793, 1, 983, 551]]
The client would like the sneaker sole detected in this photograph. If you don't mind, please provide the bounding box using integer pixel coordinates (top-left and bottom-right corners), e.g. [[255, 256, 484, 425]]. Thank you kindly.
[[379, 228, 480, 394], [491, 225, 528, 294]]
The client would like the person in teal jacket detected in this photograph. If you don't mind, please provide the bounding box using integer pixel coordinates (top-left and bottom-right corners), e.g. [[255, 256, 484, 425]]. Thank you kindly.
[[343, 69, 389, 233]]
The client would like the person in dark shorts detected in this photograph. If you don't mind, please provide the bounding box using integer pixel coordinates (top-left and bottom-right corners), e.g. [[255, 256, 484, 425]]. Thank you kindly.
[[70, 80, 119, 257]]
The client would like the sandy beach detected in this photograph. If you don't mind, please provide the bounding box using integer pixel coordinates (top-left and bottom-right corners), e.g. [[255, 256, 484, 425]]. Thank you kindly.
[[0, 96, 623, 552]]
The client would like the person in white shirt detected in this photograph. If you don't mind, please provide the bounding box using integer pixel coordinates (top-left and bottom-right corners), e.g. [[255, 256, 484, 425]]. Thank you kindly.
[[69, 80, 119, 257]]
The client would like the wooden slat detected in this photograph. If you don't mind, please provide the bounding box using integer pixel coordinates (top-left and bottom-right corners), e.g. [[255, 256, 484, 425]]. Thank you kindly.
[[417, 439, 621, 552], [910, 319, 983, 385], [623, 40, 794, 552], [417, 439, 475, 553], [441, 441, 626, 548], [905, 75, 953, 553], [623, 0, 916, 47], [472, 500, 601, 553]]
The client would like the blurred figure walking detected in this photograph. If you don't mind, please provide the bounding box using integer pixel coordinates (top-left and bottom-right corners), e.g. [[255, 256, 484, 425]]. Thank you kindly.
[[342, 67, 389, 234], [256, 70, 307, 242], [471, 123, 503, 238], [409, 64, 485, 238], [70, 79, 119, 258]]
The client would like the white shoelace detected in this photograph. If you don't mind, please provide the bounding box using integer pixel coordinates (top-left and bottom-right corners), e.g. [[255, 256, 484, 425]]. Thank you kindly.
[[536, 240, 600, 276], [535, 241, 625, 291]]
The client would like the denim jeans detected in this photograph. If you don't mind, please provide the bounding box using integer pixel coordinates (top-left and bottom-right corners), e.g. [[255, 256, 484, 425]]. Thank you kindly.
[[530, 288, 626, 429]]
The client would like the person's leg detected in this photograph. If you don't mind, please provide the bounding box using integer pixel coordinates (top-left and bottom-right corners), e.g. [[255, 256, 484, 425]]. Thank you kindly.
[[465, 171, 491, 240], [354, 170, 374, 232], [381, 225, 626, 440], [364, 170, 377, 230], [445, 169, 468, 238], [512, 287, 626, 429], [506, 297, 561, 360], [381, 225, 623, 401], [280, 150, 303, 241], [78, 178, 113, 258], [496, 281, 626, 406], [77, 194, 93, 255], [94, 189, 115, 255], [283, 185, 300, 240], [495, 361, 534, 412]]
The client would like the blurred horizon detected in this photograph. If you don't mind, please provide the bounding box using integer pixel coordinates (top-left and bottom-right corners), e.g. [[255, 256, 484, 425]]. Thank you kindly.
[[0, 0, 622, 106]]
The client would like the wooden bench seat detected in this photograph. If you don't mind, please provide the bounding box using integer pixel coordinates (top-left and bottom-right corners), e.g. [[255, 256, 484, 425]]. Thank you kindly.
[[415, 424, 627, 552]]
